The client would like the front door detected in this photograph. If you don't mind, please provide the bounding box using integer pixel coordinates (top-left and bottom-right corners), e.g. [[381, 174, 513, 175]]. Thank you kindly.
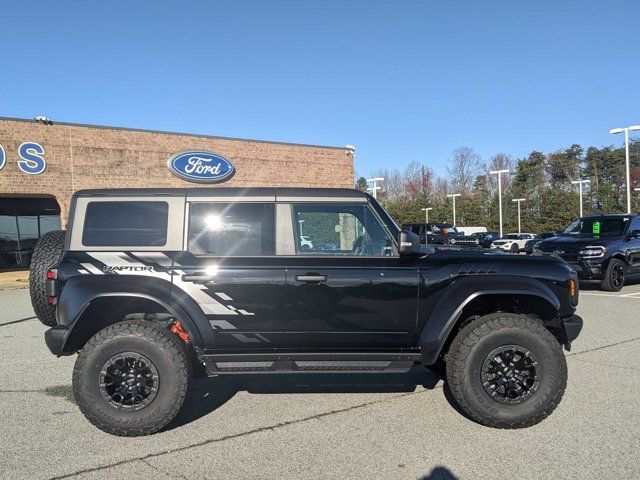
[[173, 201, 286, 350], [284, 202, 418, 350]]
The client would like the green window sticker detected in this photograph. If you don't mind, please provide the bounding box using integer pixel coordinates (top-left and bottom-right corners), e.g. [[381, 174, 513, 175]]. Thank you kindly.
[[593, 221, 600, 235]]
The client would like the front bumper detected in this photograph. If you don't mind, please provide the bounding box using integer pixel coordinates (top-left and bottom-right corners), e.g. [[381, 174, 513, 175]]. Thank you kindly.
[[44, 326, 73, 356], [558, 314, 583, 350], [564, 259, 605, 281]]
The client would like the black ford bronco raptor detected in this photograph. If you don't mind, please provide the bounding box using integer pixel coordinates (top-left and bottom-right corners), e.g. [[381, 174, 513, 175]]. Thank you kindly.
[[31, 188, 582, 436]]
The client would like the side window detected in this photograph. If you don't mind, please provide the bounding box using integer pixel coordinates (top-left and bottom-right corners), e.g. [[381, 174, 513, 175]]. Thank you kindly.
[[188, 203, 275, 256], [82, 201, 168, 247], [292, 203, 394, 256], [630, 217, 640, 234]]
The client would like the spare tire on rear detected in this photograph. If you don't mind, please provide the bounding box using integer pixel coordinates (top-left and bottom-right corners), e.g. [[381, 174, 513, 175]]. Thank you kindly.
[[29, 230, 65, 327]]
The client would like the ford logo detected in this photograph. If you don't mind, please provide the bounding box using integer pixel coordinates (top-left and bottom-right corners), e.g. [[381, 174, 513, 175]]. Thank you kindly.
[[167, 151, 235, 184]]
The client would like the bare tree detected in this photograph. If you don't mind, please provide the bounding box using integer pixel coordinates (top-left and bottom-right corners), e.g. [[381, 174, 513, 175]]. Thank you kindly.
[[485, 153, 515, 193], [447, 147, 480, 195], [404, 161, 435, 199]]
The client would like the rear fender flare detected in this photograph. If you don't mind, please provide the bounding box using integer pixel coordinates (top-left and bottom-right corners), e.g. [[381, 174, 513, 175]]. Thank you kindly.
[[418, 276, 560, 365], [57, 275, 210, 353]]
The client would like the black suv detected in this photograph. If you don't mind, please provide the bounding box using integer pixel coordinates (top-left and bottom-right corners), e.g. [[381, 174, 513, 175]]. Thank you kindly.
[[473, 231, 500, 249], [535, 214, 640, 291], [401, 222, 479, 246], [31, 188, 582, 436]]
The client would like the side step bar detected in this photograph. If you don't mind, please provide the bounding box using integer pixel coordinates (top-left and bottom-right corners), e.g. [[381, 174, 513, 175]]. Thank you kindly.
[[200, 352, 423, 375]]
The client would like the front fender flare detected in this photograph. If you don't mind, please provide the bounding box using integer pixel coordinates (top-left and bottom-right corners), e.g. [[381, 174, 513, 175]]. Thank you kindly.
[[418, 276, 560, 365]]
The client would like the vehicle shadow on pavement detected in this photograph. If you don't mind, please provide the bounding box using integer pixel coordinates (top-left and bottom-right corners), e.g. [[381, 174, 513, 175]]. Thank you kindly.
[[419, 466, 459, 479], [165, 365, 442, 431]]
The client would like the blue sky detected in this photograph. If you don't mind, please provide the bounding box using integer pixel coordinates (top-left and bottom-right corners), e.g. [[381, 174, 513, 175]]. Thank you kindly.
[[1, 0, 638, 178]]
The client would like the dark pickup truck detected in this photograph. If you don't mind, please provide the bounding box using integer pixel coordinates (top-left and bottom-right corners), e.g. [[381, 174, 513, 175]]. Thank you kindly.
[[402, 223, 481, 247], [535, 214, 640, 291], [31, 188, 582, 436]]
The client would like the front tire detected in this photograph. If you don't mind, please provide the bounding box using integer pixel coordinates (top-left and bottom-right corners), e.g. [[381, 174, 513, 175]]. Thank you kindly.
[[73, 320, 191, 436], [510, 243, 519, 253], [445, 313, 567, 429], [601, 258, 626, 292]]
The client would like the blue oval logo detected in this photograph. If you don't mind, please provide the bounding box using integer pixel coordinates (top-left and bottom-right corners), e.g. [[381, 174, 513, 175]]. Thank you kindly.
[[167, 151, 235, 184]]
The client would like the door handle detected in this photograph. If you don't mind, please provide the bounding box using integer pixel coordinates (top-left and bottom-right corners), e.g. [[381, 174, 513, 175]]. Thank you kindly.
[[182, 274, 216, 283], [295, 274, 328, 283]]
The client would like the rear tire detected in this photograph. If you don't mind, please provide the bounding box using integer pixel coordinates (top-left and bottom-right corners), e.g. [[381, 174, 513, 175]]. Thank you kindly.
[[29, 230, 65, 326], [73, 320, 191, 436], [445, 313, 567, 429], [601, 258, 626, 292]]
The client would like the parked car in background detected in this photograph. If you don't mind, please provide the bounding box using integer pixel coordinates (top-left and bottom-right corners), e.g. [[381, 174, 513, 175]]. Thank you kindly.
[[525, 232, 555, 255], [456, 226, 487, 236], [402, 223, 460, 245], [491, 233, 536, 253], [299, 235, 314, 251], [534, 214, 640, 291], [472, 231, 500, 249], [401, 223, 485, 248]]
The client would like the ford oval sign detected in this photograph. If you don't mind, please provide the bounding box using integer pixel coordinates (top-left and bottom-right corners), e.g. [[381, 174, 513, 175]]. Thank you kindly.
[[167, 151, 235, 184]]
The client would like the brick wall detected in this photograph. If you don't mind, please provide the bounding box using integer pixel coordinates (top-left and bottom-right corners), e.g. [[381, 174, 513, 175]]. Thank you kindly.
[[0, 118, 355, 224]]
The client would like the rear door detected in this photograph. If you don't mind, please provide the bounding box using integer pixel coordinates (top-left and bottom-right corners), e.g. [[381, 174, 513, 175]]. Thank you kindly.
[[172, 198, 286, 350], [284, 201, 419, 350]]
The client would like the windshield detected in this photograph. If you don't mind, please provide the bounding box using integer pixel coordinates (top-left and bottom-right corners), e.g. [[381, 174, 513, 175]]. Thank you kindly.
[[560, 217, 629, 238], [433, 224, 458, 234], [504, 234, 519, 239]]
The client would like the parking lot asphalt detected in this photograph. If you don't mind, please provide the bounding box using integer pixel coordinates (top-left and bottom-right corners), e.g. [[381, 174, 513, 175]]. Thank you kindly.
[[0, 286, 639, 480]]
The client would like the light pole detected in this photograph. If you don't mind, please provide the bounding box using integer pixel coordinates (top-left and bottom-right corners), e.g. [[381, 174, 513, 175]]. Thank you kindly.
[[512, 198, 526, 233], [610, 125, 640, 214], [365, 177, 384, 199], [489, 169, 510, 237], [421, 207, 433, 224], [447, 194, 461, 226], [298, 219, 305, 235], [571, 179, 590, 218]]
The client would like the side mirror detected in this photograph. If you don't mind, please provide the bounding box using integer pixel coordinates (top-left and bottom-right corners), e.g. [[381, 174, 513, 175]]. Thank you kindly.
[[399, 230, 421, 255]]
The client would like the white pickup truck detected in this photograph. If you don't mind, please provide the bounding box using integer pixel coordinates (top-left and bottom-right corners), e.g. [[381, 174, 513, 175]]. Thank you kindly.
[[490, 233, 536, 253]]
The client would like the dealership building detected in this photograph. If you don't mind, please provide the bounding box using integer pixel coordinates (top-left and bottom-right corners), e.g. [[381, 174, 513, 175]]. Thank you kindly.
[[0, 116, 355, 269]]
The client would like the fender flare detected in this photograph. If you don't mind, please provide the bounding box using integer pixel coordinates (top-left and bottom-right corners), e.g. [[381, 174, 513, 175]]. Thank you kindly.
[[56, 275, 211, 353], [418, 276, 560, 365]]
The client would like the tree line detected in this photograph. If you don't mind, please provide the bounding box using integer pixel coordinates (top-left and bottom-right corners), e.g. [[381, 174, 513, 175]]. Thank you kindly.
[[356, 140, 640, 234]]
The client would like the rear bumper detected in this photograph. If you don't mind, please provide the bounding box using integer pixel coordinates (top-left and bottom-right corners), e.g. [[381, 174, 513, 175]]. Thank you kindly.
[[44, 326, 73, 356]]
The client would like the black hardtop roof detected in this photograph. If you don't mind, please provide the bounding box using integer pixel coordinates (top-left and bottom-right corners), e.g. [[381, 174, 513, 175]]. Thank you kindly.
[[73, 187, 371, 199]]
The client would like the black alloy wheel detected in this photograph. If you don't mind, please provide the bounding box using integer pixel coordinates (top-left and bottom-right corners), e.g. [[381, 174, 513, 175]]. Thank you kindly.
[[99, 353, 159, 411], [481, 345, 539, 404], [602, 258, 626, 292]]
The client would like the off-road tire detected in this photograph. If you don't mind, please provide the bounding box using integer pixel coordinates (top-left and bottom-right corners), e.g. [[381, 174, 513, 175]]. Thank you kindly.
[[29, 230, 65, 326], [445, 313, 567, 429], [601, 258, 626, 292], [510, 243, 519, 253], [73, 320, 191, 436]]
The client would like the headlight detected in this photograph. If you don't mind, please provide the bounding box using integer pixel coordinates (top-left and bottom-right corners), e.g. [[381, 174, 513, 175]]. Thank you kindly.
[[578, 246, 607, 258], [532, 242, 542, 253]]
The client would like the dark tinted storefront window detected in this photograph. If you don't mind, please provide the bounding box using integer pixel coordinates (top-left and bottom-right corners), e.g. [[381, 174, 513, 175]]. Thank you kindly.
[[0, 206, 61, 269], [82, 202, 168, 247], [188, 203, 275, 256]]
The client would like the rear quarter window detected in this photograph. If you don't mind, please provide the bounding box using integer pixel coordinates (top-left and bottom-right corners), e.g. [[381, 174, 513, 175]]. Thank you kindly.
[[82, 201, 169, 247]]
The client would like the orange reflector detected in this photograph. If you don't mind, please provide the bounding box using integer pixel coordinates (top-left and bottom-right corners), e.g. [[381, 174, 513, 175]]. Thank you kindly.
[[170, 321, 190, 343], [569, 279, 576, 297]]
